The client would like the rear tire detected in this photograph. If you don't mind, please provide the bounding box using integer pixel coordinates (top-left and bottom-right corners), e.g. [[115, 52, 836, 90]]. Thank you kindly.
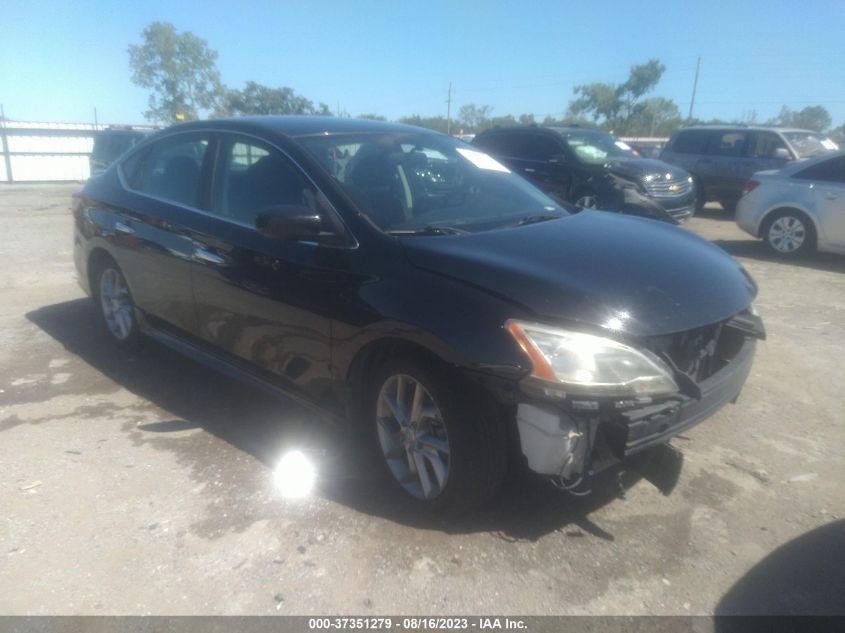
[[761, 209, 816, 257], [93, 259, 142, 348], [365, 356, 507, 512]]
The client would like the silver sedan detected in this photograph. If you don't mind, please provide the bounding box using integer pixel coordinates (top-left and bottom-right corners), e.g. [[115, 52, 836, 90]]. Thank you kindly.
[[736, 150, 845, 256]]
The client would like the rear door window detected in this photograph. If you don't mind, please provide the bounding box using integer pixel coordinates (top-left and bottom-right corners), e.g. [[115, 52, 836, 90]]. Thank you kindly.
[[671, 130, 711, 154], [521, 135, 561, 161], [793, 156, 845, 183], [475, 133, 519, 157], [128, 133, 210, 208], [707, 131, 748, 157]]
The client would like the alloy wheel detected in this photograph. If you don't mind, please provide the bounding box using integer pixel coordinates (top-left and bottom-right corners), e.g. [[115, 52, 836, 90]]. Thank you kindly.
[[768, 216, 806, 254], [575, 194, 598, 209], [99, 268, 135, 341], [376, 373, 451, 500]]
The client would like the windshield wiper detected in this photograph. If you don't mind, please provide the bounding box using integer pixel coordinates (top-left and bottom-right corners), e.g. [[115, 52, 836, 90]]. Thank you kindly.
[[510, 213, 564, 227], [386, 225, 469, 236]]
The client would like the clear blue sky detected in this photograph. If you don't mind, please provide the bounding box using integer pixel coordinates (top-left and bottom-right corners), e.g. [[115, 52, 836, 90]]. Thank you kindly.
[[2, 0, 845, 128]]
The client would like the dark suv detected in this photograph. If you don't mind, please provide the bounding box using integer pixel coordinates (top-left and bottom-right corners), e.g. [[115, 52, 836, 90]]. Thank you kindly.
[[73, 116, 763, 511], [473, 126, 696, 223], [660, 126, 840, 212], [89, 127, 151, 178]]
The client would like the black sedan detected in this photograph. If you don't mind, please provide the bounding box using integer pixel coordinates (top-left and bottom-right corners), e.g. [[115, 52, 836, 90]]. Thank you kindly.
[[473, 126, 696, 224], [73, 116, 764, 511]]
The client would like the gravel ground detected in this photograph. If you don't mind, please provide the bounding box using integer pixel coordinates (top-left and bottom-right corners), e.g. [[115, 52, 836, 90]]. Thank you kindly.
[[1, 184, 843, 616]]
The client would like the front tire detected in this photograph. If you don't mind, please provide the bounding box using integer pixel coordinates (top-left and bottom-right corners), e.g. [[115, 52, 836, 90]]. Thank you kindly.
[[94, 260, 142, 347], [762, 209, 815, 257], [367, 356, 507, 512]]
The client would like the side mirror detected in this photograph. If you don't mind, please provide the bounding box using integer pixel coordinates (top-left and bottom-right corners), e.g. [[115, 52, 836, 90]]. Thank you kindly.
[[773, 147, 792, 161], [255, 205, 322, 241]]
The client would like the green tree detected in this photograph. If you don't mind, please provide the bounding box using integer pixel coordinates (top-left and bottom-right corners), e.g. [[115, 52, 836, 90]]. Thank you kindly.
[[489, 114, 517, 129], [128, 22, 222, 123], [567, 83, 621, 124], [356, 113, 387, 121], [214, 81, 331, 117], [626, 97, 682, 136], [457, 103, 494, 133], [566, 59, 669, 133], [769, 105, 832, 132], [398, 115, 451, 133]]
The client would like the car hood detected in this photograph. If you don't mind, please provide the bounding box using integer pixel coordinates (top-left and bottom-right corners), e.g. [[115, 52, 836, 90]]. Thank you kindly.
[[400, 211, 756, 337], [605, 157, 689, 181]]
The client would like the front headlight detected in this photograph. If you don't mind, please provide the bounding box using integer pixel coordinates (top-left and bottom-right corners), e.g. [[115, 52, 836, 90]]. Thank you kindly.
[[506, 320, 679, 397]]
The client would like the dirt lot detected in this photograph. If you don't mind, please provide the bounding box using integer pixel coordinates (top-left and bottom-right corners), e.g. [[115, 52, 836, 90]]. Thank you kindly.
[[1, 184, 843, 616]]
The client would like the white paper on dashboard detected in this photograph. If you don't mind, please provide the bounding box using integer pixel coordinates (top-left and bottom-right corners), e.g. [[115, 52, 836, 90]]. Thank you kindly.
[[456, 148, 511, 173]]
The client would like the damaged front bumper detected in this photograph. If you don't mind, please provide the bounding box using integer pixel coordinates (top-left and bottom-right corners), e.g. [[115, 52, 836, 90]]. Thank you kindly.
[[515, 335, 756, 481]]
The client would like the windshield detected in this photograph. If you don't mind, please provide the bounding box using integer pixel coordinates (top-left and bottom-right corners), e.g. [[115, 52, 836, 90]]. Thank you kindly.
[[553, 129, 632, 164], [783, 131, 839, 158], [295, 132, 567, 233]]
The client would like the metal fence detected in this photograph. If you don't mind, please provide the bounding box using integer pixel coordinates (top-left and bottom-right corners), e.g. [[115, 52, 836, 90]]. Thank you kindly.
[[0, 120, 155, 183]]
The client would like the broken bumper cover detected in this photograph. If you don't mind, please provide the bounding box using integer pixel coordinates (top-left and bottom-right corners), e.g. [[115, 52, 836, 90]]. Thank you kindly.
[[516, 336, 756, 477]]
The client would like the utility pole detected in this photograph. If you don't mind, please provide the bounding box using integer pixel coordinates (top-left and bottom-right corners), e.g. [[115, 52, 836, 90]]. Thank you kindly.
[[93, 107, 99, 131], [446, 82, 452, 135], [0, 104, 12, 183], [687, 57, 701, 122]]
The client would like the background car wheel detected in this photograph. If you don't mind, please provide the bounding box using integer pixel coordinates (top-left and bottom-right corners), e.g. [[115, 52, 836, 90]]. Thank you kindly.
[[762, 209, 816, 257], [573, 190, 601, 210], [720, 199, 737, 214], [692, 177, 705, 212], [367, 356, 507, 512], [94, 259, 142, 347]]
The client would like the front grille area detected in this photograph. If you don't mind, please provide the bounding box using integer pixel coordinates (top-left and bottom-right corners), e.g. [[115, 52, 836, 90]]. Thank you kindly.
[[646, 319, 747, 384], [666, 206, 693, 221], [642, 175, 693, 198]]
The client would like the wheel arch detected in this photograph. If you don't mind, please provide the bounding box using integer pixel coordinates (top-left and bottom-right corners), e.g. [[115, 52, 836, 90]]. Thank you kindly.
[[342, 332, 522, 420], [345, 337, 458, 415], [757, 204, 818, 239], [87, 247, 118, 297]]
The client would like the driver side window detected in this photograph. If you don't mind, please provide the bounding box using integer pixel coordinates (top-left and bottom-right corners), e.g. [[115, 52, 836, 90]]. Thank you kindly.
[[212, 136, 317, 226]]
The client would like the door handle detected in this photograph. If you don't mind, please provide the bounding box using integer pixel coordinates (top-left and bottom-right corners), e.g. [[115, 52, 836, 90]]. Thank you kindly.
[[523, 167, 536, 173], [194, 247, 226, 265], [826, 191, 839, 200], [114, 221, 135, 235]]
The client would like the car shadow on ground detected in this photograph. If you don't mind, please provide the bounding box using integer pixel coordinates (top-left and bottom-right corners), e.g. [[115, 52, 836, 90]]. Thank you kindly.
[[695, 206, 735, 222], [715, 519, 845, 617], [711, 239, 845, 274], [26, 299, 684, 541]]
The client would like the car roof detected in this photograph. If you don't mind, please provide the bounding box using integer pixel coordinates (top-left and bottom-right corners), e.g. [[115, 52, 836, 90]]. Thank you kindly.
[[159, 115, 435, 139], [477, 125, 605, 137], [677, 125, 821, 134]]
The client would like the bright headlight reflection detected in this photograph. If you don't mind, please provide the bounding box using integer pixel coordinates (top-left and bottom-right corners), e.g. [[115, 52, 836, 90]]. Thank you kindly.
[[273, 450, 317, 498], [603, 310, 631, 332]]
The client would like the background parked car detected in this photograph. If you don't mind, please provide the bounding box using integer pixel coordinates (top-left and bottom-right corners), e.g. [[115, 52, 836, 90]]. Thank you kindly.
[[623, 139, 665, 159], [473, 126, 696, 223], [89, 127, 151, 178], [736, 150, 845, 256], [661, 126, 840, 213]]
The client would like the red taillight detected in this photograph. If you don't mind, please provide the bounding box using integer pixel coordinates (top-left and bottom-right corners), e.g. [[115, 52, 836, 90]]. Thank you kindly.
[[742, 180, 760, 196]]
